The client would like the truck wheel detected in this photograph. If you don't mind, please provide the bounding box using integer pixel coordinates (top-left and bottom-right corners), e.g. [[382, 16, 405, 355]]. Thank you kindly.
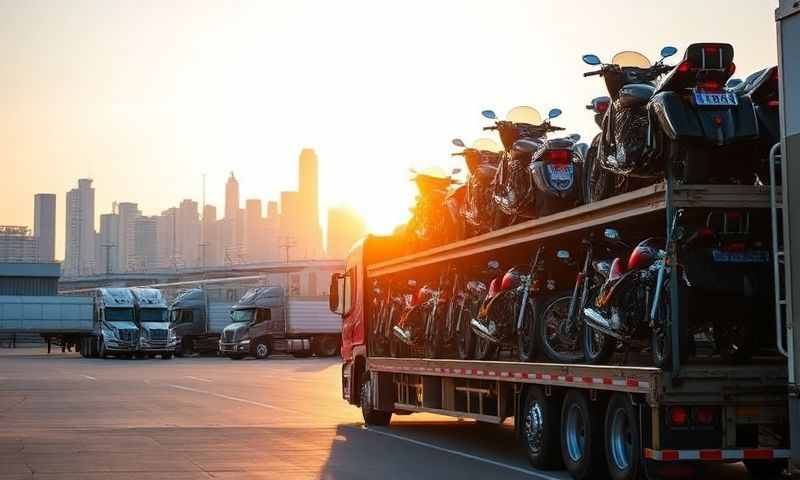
[[522, 386, 561, 469], [743, 459, 786, 478], [254, 339, 271, 359], [315, 336, 340, 357], [605, 393, 640, 480], [360, 371, 392, 426], [560, 390, 606, 480]]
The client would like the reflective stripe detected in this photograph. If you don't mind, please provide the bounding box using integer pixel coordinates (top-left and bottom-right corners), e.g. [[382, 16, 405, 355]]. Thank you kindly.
[[645, 448, 789, 461]]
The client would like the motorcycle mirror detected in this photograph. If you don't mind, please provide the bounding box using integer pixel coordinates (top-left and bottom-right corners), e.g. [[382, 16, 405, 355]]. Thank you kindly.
[[487, 260, 500, 270], [660, 46, 678, 59], [569, 133, 581, 142], [582, 54, 602, 66], [548, 108, 562, 119], [556, 250, 570, 260], [452, 138, 466, 148], [604, 228, 621, 240], [481, 110, 497, 120]]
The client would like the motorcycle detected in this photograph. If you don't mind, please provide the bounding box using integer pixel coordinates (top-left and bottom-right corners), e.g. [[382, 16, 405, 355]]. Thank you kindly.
[[373, 278, 416, 358], [583, 96, 610, 202], [470, 250, 549, 361], [481, 106, 566, 227], [392, 280, 442, 358], [736, 66, 780, 184], [407, 167, 461, 251], [530, 132, 586, 217], [583, 44, 760, 196], [369, 279, 389, 356], [442, 261, 501, 359], [448, 138, 504, 237], [422, 271, 453, 359]]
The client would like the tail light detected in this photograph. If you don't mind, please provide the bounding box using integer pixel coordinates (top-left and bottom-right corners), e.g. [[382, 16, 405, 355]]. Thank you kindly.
[[694, 407, 716, 426], [727, 62, 736, 76], [768, 100, 780, 108], [668, 406, 689, 427], [703, 46, 719, 56], [544, 150, 571, 165], [596, 101, 609, 113], [698, 80, 722, 92], [677, 61, 693, 73]]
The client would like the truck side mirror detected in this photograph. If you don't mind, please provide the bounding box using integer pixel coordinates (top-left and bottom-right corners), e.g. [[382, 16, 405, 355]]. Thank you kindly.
[[329, 274, 341, 314]]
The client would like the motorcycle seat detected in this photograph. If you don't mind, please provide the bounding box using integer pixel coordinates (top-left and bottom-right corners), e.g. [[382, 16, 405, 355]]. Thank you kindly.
[[618, 83, 655, 108], [512, 138, 540, 154]]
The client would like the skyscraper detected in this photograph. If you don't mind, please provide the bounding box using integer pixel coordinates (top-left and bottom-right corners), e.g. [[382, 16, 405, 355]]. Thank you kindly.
[[177, 199, 200, 267], [98, 213, 119, 274], [327, 206, 366, 259], [116, 202, 141, 272], [225, 172, 240, 220], [132, 216, 158, 271], [298, 149, 323, 258], [244, 199, 265, 262], [33, 193, 56, 262], [202, 204, 220, 267], [223, 172, 243, 261], [64, 179, 96, 276]]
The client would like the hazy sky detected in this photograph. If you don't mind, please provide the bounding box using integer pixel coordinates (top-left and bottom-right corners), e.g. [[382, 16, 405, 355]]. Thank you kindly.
[[0, 0, 778, 259]]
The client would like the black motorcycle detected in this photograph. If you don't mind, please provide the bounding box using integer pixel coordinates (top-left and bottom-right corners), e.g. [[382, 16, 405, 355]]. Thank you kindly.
[[736, 66, 780, 184], [481, 106, 566, 227], [582, 96, 610, 201], [530, 133, 586, 217], [583, 44, 760, 199], [440, 261, 500, 359], [448, 138, 503, 238]]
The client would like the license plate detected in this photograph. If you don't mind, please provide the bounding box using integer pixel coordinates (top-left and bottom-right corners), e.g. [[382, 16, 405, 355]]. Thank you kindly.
[[711, 249, 769, 263], [693, 91, 738, 106], [547, 164, 573, 181]]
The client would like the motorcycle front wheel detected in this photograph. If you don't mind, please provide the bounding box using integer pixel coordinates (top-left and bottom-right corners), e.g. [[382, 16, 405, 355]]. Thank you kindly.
[[516, 297, 537, 362], [424, 310, 443, 359], [538, 293, 583, 364], [455, 298, 477, 360], [651, 289, 672, 369]]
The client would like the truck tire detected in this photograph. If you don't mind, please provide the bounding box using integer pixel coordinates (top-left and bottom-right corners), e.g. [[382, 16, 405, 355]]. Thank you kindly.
[[314, 335, 340, 357], [521, 386, 561, 470], [604, 393, 640, 480], [254, 339, 271, 359], [360, 371, 392, 426], [560, 390, 606, 480]]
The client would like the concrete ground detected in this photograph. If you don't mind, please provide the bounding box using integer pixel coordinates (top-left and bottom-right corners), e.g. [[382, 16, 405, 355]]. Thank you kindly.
[[0, 349, 752, 479]]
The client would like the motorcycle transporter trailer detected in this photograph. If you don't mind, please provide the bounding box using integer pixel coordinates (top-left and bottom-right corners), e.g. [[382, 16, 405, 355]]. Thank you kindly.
[[331, 180, 791, 479]]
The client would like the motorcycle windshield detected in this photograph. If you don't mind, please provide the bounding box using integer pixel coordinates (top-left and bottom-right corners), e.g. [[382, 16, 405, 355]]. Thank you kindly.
[[611, 51, 651, 68], [470, 138, 502, 153], [506, 106, 542, 126]]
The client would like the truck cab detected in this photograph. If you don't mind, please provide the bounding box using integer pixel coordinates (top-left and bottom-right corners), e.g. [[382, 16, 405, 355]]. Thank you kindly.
[[219, 286, 284, 360], [130, 287, 176, 359], [95, 288, 139, 358]]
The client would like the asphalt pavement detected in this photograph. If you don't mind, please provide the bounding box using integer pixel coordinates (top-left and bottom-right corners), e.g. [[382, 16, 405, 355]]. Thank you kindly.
[[0, 349, 750, 479]]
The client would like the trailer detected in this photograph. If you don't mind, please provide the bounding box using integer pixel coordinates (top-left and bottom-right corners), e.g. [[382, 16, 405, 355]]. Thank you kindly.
[[169, 288, 234, 355], [330, 180, 790, 479]]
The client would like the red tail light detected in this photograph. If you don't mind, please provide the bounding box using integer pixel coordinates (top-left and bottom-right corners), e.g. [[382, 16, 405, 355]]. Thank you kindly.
[[677, 61, 693, 73], [703, 46, 719, 56], [724, 242, 747, 253], [699, 80, 722, 92], [668, 406, 689, 427], [768, 100, 780, 108], [727, 62, 736, 76], [596, 101, 609, 113], [694, 407, 715, 425], [544, 150, 570, 165]]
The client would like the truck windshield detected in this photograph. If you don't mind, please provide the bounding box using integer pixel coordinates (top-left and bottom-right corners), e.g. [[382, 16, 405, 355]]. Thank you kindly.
[[106, 308, 133, 322], [139, 308, 168, 322], [231, 309, 255, 323]]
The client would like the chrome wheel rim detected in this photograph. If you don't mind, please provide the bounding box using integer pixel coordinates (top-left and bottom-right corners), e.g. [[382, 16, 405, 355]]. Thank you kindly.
[[524, 401, 544, 455], [610, 408, 631, 470], [565, 404, 586, 462], [256, 343, 268, 358]]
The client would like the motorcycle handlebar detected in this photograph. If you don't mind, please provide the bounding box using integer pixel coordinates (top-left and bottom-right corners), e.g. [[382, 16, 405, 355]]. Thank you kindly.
[[584, 69, 603, 77], [483, 126, 498, 131]]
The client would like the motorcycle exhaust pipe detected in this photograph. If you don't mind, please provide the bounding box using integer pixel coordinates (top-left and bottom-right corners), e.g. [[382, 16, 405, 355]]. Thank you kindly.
[[470, 318, 499, 344], [392, 325, 414, 345]]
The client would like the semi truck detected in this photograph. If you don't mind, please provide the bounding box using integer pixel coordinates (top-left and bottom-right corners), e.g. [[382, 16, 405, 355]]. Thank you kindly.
[[80, 287, 140, 358], [169, 288, 234, 355], [218, 286, 341, 360], [130, 287, 177, 359], [330, 7, 800, 478]]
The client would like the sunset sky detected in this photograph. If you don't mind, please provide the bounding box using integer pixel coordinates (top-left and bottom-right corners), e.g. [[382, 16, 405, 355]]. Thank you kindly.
[[0, 0, 779, 259]]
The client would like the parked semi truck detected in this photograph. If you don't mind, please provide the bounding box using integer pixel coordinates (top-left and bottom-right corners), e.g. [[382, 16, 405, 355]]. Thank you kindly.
[[130, 287, 176, 359], [219, 286, 341, 360], [169, 288, 233, 355]]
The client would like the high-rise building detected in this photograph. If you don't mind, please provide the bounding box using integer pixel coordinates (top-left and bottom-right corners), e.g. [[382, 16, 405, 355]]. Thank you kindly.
[[157, 207, 178, 268], [225, 172, 240, 220], [327, 206, 366, 259], [116, 202, 141, 272], [33, 194, 56, 262], [201, 204, 220, 267], [132, 216, 158, 271], [279, 191, 300, 261], [97, 213, 119, 274], [64, 178, 96, 276], [223, 173, 243, 261], [298, 149, 323, 259], [177, 199, 200, 267], [265, 201, 280, 261], [244, 199, 265, 261]]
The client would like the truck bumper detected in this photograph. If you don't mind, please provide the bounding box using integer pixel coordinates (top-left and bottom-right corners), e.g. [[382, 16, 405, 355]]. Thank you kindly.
[[219, 342, 250, 355]]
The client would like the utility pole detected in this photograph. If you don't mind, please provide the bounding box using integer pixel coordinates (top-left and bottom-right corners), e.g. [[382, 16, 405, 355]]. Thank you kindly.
[[279, 236, 296, 296], [199, 173, 208, 278]]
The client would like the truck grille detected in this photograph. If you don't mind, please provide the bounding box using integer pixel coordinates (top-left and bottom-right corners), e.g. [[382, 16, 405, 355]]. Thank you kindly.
[[223, 330, 235, 343], [119, 329, 138, 345], [149, 329, 168, 342]]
